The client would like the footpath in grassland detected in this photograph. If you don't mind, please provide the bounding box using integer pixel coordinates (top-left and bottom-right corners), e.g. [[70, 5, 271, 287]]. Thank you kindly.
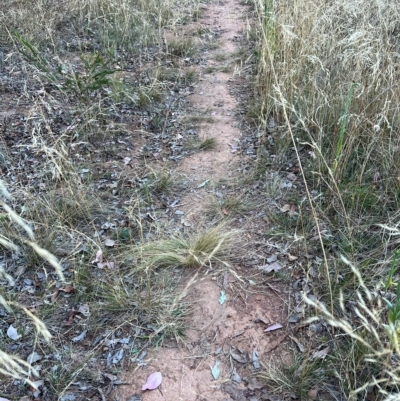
[[113, 0, 289, 400]]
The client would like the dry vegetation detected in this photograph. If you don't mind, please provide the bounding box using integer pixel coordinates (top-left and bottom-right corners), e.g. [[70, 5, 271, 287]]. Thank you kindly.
[[0, 0, 240, 398], [4, 0, 400, 398], [251, 0, 400, 399]]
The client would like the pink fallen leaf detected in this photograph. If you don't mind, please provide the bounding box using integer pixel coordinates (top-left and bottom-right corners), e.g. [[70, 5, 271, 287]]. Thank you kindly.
[[92, 250, 103, 264], [123, 157, 131, 165], [142, 372, 162, 391], [264, 323, 283, 332], [98, 261, 117, 269]]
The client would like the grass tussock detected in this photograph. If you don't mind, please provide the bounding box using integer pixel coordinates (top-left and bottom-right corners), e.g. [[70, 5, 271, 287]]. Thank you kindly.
[[251, 0, 400, 399], [138, 225, 239, 270]]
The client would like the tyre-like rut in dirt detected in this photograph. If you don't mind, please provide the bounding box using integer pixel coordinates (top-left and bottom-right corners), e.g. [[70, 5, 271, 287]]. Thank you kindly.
[[114, 1, 287, 400]]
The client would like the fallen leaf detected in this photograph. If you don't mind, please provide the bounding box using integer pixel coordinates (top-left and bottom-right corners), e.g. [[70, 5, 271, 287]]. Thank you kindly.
[[259, 262, 283, 273], [373, 171, 381, 183], [229, 334, 245, 345], [78, 304, 90, 317], [252, 350, 260, 369], [311, 346, 330, 360], [211, 360, 220, 380], [60, 285, 74, 293], [71, 330, 87, 342], [142, 372, 162, 391], [104, 239, 115, 247], [60, 393, 77, 401], [51, 288, 59, 303], [103, 373, 118, 382], [221, 208, 229, 215], [287, 173, 297, 181], [98, 261, 117, 269], [219, 290, 226, 305], [247, 378, 265, 390], [280, 204, 291, 213], [92, 250, 103, 264], [123, 157, 131, 165], [7, 325, 19, 340], [288, 254, 298, 261], [289, 204, 296, 216], [64, 310, 77, 326], [231, 368, 241, 383], [308, 389, 319, 400], [230, 351, 248, 363], [289, 335, 305, 353], [112, 349, 124, 365], [223, 272, 229, 289], [27, 352, 43, 364], [288, 313, 302, 323], [255, 317, 270, 325], [264, 323, 283, 332], [197, 179, 209, 188]]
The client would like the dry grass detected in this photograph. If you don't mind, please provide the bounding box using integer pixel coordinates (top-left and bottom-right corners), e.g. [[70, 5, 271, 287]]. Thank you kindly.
[[0, 0, 201, 51], [0, 0, 218, 397], [251, 0, 400, 399], [137, 224, 239, 270]]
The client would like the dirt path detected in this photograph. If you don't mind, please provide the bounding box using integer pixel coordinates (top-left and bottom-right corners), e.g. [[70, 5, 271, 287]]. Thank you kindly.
[[177, 0, 243, 222], [113, 1, 288, 400]]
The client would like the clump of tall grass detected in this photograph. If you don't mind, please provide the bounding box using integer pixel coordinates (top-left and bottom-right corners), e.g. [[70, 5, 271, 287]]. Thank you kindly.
[[137, 224, 239, 270], [252, 0, 400, 398], [255, 0, 400, 199]]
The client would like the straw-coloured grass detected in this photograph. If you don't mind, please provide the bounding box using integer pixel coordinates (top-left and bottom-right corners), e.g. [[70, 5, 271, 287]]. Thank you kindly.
[[251, 0, 400, 399]]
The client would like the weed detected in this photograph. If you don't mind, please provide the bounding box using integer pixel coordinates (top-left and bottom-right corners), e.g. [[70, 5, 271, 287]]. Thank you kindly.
[[15, 32, 116, 101]]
